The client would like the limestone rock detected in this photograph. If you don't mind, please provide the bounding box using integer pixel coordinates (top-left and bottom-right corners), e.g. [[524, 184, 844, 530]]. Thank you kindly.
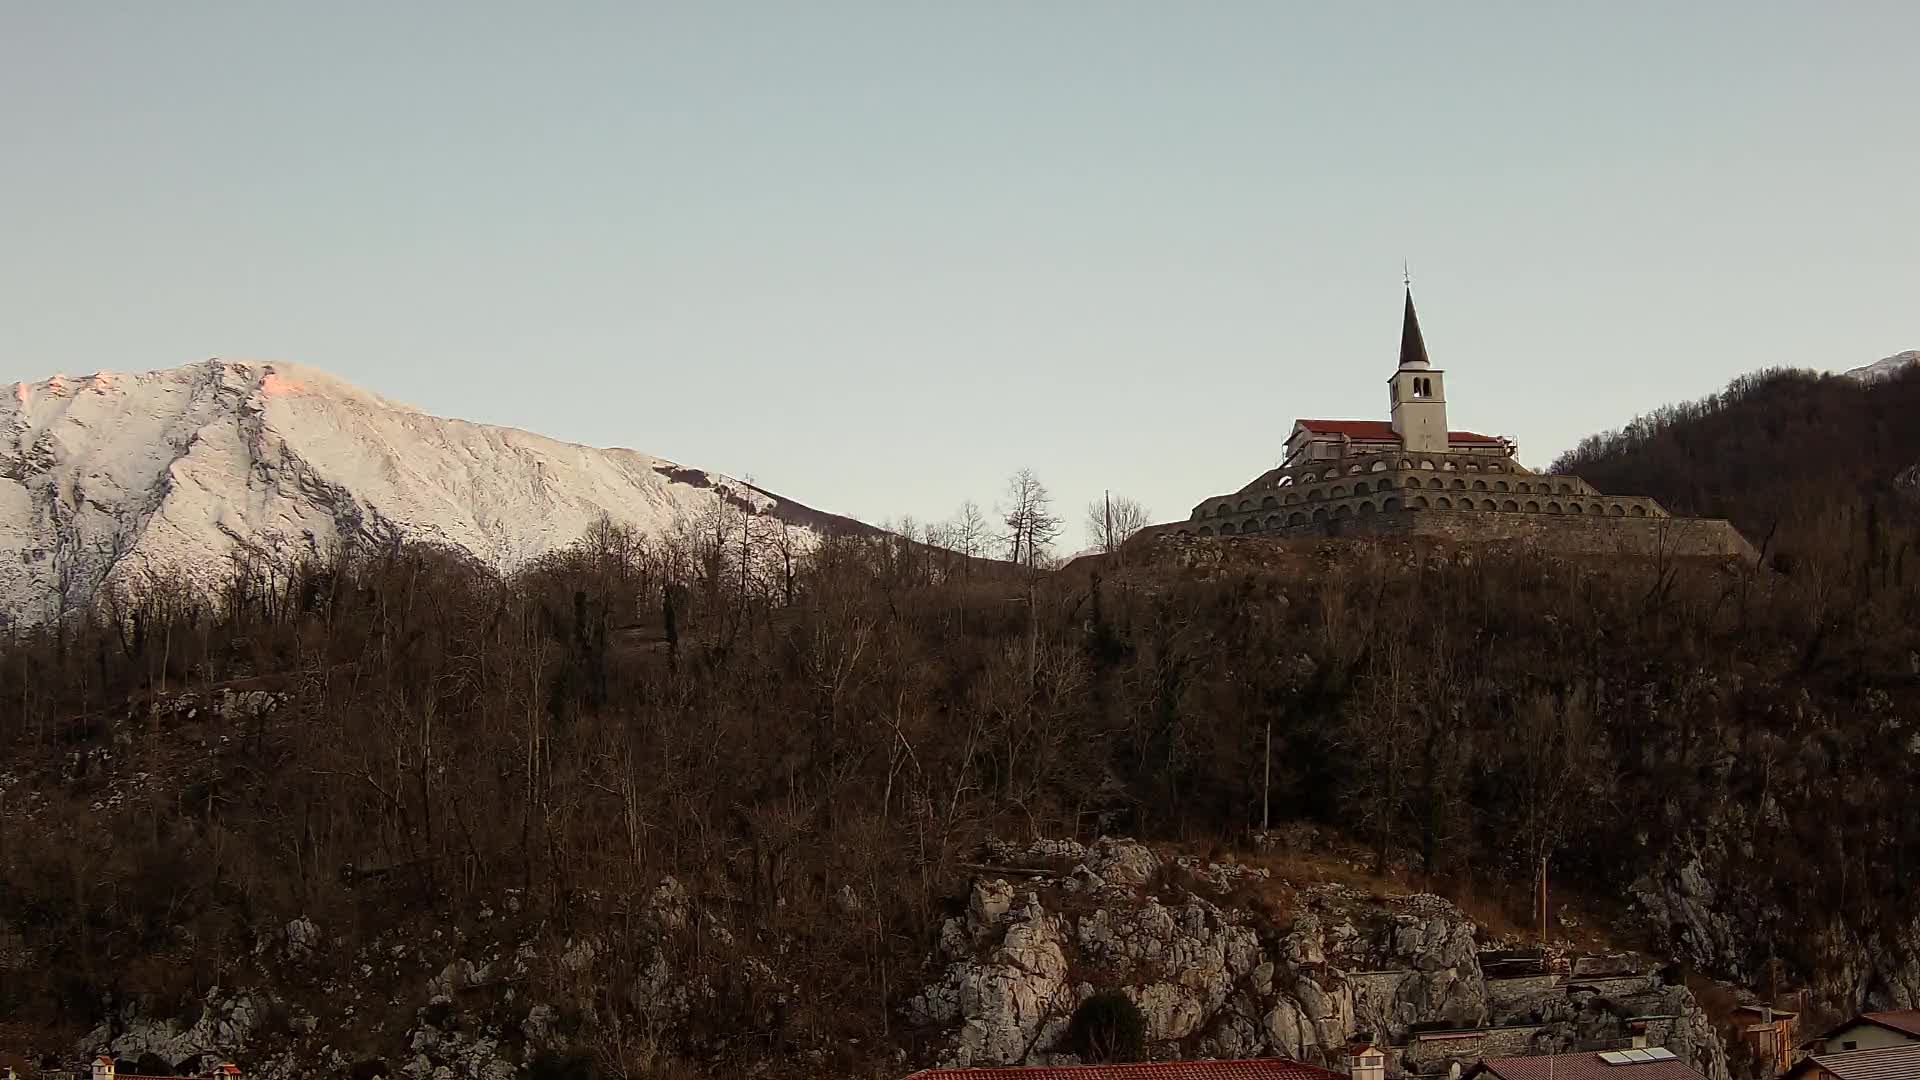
[[285, 916, 320, 963], [1087, 837, 1161, 887], [521, 1004, 558, 1044], [969, 879, 1017, 934], [1632, 853, 1747, 982], [907, 889, 1073, 1067], [1128, 982, 1205, 1041]]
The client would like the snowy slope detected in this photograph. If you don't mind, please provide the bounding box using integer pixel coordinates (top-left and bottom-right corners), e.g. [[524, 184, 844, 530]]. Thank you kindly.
[[1844, 350, 1920, 382], [0, 359, 858, 623]]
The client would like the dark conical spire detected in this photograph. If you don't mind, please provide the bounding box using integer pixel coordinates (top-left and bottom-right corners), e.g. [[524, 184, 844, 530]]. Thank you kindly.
[[1398, 286, 1431, 369]]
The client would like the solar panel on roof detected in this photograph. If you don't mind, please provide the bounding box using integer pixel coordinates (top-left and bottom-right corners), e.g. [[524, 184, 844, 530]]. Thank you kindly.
[[1595, 1046, 1679, 1067]]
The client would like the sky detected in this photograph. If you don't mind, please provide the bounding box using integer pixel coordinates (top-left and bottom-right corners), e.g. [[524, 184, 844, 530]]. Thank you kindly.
[[3, 3, 1916, 546]]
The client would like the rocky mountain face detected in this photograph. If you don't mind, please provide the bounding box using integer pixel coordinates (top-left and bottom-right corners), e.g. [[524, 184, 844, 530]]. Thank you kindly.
[[1634, 844, 1920, 1015], [66, 836, 1730, 1080], [909, 838, 1726, 1078], [0, 359, 852, 624]]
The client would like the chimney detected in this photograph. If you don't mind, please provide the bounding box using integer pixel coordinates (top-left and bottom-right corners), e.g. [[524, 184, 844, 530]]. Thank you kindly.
[[1629, 1022, 1649, 1050], [1347, 1033, 1386, 1080], [93, 1058, 116, 1080]]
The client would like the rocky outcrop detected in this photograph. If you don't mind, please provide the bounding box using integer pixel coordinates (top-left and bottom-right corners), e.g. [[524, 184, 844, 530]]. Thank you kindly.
[[85, 988, 286, 1073], [59, 836, 1736, 1080], [1632, 852, 1749, 983], [908, 886, 1074, 1066], [906, 839, 1724, 1076], [68, 875, 780, 1080], [1636, 844, 1920, 1018]]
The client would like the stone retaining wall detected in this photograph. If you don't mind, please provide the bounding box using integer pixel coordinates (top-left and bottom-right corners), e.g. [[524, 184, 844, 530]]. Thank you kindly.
[[1353, 511, 1755, 560], [1147, 509, 1756, 562]]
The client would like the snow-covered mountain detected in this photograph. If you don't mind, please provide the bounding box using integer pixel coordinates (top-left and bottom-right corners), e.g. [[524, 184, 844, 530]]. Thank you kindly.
[[1844, 350, 1920, 382], [1, 359, 860, 623]]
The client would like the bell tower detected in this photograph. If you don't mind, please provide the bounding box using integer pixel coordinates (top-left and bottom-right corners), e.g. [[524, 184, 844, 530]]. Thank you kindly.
[[1388, 286, 1448, 453]]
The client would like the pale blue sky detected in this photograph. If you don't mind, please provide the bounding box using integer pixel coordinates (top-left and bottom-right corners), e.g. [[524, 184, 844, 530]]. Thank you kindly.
[[4, 3, 1916, 542]]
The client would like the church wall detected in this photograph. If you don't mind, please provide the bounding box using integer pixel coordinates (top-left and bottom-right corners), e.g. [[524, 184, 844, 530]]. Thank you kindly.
[[1215, 451, 1558, 514]]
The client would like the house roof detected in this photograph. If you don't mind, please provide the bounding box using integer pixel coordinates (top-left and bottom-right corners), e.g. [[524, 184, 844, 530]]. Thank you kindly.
[[1813, 1010, 1920, 1044], [900, 1059, 1347, 1080], [1788, 1042, 1920, 1080], [1860, 1010, 1920, 1038], [1467, 1051, 1706, 1080], [1292, 419, 1505, 446]]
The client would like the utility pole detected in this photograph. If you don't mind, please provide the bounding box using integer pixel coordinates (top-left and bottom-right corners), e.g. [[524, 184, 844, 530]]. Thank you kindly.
[[1538, 853, 1549, 944], [1262, 719, 1273, 832]]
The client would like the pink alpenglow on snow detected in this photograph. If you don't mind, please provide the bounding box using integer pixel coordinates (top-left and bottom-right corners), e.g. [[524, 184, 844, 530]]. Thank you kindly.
[[259, 370, 306, 396]]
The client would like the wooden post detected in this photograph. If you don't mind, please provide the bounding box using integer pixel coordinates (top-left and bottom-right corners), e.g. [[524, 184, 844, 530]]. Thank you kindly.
[[1262, 720, 1273, 832], [1538, 853, 1549, 944]]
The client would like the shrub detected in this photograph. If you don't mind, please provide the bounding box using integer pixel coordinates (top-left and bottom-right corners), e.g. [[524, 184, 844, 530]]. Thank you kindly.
[[528, 1050, 594, 1080], [1068, 990, 1147, 1064]]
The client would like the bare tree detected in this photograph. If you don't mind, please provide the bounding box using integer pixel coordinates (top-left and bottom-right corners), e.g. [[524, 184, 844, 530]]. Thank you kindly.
[[947, 500, 992, 574], [1084, 493, 1152, 554], [1000, 469, 1062, 570]]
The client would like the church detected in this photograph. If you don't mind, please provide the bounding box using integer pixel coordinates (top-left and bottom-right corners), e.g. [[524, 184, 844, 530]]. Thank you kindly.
[[1163, 289, 1754, 559]]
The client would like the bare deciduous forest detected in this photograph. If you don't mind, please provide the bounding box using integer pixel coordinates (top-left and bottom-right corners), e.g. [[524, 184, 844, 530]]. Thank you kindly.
[[4, 368, 1920, 1075]]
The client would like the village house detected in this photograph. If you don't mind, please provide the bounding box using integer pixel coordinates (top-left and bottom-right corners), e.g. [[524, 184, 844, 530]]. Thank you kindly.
[[90, 1059, 241, 1080], [1782, 1041, 1920, 1080], [1803, 1009, 1920, 1055], [1728, 1004, 1797, 1075]]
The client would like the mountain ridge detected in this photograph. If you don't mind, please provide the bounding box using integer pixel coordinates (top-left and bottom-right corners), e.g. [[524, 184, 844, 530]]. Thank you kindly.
[[1842, 349, 1920, 381], [1, 358, 861, 623]]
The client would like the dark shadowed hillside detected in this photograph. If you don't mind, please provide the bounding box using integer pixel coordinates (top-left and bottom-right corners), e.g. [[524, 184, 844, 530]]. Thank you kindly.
[[1551, 364, 1920, 563]]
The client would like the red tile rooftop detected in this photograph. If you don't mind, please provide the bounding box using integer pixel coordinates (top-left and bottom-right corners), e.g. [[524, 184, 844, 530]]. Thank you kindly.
[[1860, 1009, 1920, 1037], [901, 1059, 1346, 1080], [1468, 1051, 1705, 1080], [1294, 419, 1503, 445]]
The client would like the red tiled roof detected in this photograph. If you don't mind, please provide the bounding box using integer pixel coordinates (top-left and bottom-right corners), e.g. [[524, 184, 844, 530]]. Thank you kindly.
[[1862, 1009, 1920, 1037], [902, 1059, 1346, 1080], [1471, 1053, 1706, 1080], [1791, 1043, 1920, 1080], [1293, 419, 1504, 445]]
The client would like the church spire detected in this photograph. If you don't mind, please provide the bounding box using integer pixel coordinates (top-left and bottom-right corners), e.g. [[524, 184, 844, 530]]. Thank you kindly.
[[1398, 286, 1431, 370]]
